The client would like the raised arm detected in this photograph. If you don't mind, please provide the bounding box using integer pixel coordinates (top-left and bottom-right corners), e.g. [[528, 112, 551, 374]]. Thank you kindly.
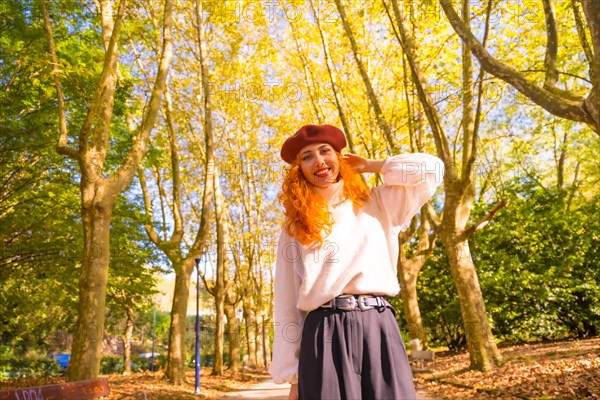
[[367, 153, 444, 230]]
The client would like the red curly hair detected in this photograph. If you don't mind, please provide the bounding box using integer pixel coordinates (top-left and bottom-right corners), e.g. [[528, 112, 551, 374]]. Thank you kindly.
[[279, 151, 371, 247]]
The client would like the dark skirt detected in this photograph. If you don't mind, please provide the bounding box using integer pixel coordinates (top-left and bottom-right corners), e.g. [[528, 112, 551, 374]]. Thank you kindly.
[[298, 305, 417, 400]]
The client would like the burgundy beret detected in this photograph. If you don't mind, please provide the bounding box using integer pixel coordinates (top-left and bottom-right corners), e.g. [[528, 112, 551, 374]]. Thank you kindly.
[[280, 124, 347, 164]]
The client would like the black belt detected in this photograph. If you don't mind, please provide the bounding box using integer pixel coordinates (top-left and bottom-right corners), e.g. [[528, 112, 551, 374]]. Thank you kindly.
[[320, 294, 388, 311]]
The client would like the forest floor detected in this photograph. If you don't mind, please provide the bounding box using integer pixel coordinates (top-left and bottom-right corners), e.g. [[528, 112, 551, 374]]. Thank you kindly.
[[412, 336, 600, 399], [1, 337, 598, 399]]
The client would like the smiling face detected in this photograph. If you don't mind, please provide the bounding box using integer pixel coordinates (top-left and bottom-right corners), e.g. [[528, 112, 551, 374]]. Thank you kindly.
[[297, 143, 340, 187]]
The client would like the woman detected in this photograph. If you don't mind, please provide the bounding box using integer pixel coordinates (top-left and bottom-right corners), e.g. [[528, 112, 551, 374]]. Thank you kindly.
[[269, 124, 444, 400]]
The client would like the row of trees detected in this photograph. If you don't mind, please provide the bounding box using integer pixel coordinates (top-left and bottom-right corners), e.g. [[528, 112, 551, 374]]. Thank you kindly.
[[1, 0, 598, 385]]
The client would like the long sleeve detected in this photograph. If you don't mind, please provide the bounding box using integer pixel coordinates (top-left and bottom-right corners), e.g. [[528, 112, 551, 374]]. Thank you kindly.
[[268, 229, 307, 384], [370, 153, 444, 231]]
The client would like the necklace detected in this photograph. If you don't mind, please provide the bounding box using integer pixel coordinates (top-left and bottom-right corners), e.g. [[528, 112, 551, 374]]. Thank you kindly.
[[328, 184, 346, 208], [330, 196, 347, 208]]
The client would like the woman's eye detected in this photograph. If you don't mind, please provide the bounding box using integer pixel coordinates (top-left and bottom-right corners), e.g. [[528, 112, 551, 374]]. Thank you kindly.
[[303, 155, 311, 161]]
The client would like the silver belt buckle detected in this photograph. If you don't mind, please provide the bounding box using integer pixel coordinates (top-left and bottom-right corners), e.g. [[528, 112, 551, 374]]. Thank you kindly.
[[357, 295, 372, 310], [337, 294, 356, 311]]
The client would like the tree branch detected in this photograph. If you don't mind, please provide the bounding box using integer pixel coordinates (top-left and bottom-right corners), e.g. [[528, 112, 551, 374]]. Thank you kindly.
[[288, 7, 324, 125], [412, 212, 436, 259], [455, 198, 507, 243], [385, 0, 452, 166], [398, 215, 418, 245], [152, 166, 169, 241], [137, 167, 162, 245], [81, 0, 127, 157], [334, 0, 398, 154], [40, 0, 79, 160], [164, 87, 184, 243], [99, 0, 116, 50], [542, 0, 559, 89], [309, 0, 357, 154], [423, 201, 442, 233], [464, 0, 493, 184], [554, 125, 568, 190], [460, 0, 476, 184], [439, 0, 593, 126], [571, 0, 595, 81], [519, 69, 591, 84], [114, 0, 174, 193], [402, 54, 417, 153]]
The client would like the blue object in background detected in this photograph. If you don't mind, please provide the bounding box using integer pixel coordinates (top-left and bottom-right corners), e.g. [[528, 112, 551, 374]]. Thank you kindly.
[[49, 353, 70, 370]]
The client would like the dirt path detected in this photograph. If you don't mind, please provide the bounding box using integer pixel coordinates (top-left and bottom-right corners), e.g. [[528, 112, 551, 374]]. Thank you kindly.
[[220, 378, 436, 399]]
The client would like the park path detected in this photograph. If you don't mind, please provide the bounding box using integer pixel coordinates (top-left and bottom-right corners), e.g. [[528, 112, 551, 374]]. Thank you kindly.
[[219, 379, 435, 399]]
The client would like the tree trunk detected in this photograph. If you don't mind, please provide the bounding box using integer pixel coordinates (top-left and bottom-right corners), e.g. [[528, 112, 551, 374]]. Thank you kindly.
[[397, 215, 433, 349], [398, 268, 425, 347], [123, 306, 135, 375], [225, 302, 241, 371], [243, 299, 258, 367], [67, 196, 114, 380], [212, 293, 225, 375], [438, 175, 503, 371], [211, 167, 229, 376], [165, 260, 192, 385], [261, 315, 270, 368], [255, 318, 265, 368], [443, 238, 502, 370]]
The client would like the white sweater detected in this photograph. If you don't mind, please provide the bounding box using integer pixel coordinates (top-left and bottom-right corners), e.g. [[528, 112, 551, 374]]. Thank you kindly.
[[268, 153, 444, 384]]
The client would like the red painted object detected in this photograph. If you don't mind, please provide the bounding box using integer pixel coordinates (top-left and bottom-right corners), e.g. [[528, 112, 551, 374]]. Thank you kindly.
[[0, 378, 109, 400]]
